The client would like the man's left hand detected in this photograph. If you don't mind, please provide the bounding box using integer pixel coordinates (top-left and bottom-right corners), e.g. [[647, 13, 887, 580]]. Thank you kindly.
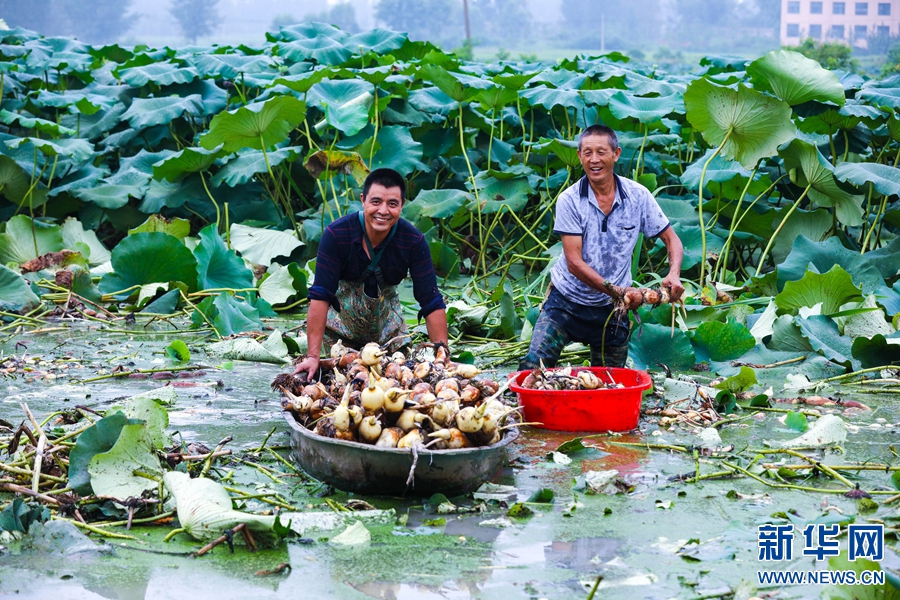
[[661, 275, 685, 303]]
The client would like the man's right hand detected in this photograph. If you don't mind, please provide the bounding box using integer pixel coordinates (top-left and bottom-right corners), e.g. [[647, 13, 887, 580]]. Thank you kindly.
[[293, 356, 320, 381]]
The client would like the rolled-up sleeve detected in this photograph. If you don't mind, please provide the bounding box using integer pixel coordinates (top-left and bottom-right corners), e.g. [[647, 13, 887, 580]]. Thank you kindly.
[[307, 226, 342, 311], [409, 234, 446, 319]]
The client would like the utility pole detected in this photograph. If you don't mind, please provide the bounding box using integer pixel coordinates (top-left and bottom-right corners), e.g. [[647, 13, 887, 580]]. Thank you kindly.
[[463, 0, 471, 41]]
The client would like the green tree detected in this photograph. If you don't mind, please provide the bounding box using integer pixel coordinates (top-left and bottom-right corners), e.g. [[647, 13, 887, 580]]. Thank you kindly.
[[171, 0, 222, 44], [469, 0, 533, 45], [54, 0, 134, 43], [790, 38, 859, 71], [304, 2, 360, 33], [882, 40, 900, 74], [375, 0, 459, 44]]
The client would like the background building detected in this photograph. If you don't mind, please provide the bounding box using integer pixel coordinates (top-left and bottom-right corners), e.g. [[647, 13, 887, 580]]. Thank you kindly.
[[781, 0, 900, 47]]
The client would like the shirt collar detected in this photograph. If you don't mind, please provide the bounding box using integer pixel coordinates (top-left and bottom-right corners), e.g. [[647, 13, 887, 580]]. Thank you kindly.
[[579, 173, 628, 202]]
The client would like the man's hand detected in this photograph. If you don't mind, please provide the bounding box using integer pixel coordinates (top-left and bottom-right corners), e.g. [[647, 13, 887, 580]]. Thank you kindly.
[[293, 356, 320, 382], [661, 274, 685, 303]]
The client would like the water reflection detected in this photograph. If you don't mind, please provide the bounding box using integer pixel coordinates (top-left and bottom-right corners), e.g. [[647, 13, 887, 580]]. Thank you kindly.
[[543, 537, 621, 571]]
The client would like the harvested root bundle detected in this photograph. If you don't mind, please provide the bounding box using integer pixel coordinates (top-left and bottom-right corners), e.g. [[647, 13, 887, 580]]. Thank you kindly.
[[520, 367, 624, 391], [604, 284, 673, 313]]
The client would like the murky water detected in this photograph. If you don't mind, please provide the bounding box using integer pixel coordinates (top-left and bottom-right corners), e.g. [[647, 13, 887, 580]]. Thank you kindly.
[[1, 322, 898, 600]]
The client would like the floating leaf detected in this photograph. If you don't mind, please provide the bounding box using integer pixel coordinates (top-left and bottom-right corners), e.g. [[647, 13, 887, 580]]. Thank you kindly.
[[713, 366, 758, 393], [526, 488, 555, 503], [784, 411, 809, 432], [0, 264, 40, 312], [68, 412, 139, 495], [691, 319, 756, 362], [99, 233, 198, 295], [629, 322, 696, 371], [166, 340, 190, 363]]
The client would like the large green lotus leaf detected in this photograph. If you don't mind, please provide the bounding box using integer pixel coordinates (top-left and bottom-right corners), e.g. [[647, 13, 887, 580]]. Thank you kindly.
[[681, 149, 756, 192], [68, 412, 138, 495], [129, 215, 191, 240], [106, 149, 176, 187], [345, 29, 408, 54], [670, 223, 726, 271], [876, 282, 900, 317], [779, 138, 863, 226], [0, 215, 63, 265], [34, 89, 115, 114], [188, 54, 275, 78], [166, 80, 228, 117], [6, 137, 94, 161], [88, 421, 162, 498], [476, 87, 519, 112], [0, 109, 75, 136], [279, 37, 352, 65], [770, 207, 832, 264], [407, 87, 456, 116], [60, 218, 111, 266], [404, 189, 471, 221], [0, 155, 30, 203], [530, 137, 581, 168], [857, 78, 900, 110], [325, 102, 369, 136], [683, 78, 795, 168], [258, 263, 307, 305], [775, 265, 862, 315], [852, 333, 900, 368], [747, 50, 845, 106], [428, 238, 460, 278], [72, 183, 146, 210], [420, 65, 479, 103], [0, 264, 40, 312], [99, 232, 198, 294], [371, 126, 426, 176], [840, 295, 894, 340], [50, 165, 109, 198], [690, 319, 756, 362], [833, 162, 900, 198], [121, 95, 204, 130], [211, 146, 302, 187], [797, 315, 858, 371], [230, 223, 303, 266], [163, 471, 278, 544], [307, 79, 371, 110], [274, 69, 332, 95], [199, 95, 307, 153], [768, 315, 814, 352], [275, 20, 348, 42], [521, 86, 586, 111], [116, 62, 199, 87], [608, 91, 683, 123], [194, 225, 254, 291], [778, 236, 891, 294], [629, 322, 696, 371], [470, 176, 534, 214], [109, 392, 171, 449], [211, 293, 262, 336], [152, 145, 224, 183]]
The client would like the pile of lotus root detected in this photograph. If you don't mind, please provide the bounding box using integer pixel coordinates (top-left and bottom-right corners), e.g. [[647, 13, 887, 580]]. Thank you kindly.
[[519, 366, 626, 391], [271, 342, 518, 450]]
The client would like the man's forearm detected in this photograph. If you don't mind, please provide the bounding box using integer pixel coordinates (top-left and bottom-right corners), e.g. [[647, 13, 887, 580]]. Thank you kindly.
[[305, 299, 329, 357], [424, 309, 449, 346]]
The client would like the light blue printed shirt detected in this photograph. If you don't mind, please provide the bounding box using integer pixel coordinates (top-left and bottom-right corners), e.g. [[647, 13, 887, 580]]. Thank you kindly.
[[550, 174, 671, 306]]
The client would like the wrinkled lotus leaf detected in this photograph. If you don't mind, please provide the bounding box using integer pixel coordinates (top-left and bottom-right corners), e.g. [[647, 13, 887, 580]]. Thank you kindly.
[[6, 136, 94, 160], [0, 155, 30, 203], [608, 91, 683, 123], [839, 295, 894, 340], [714, 366, 758, 393], [259, 263, 307, 306], [108, 394, 170, 451], [72, 183, 145, 210], [69, 412, 140, 495], [683, 78, 795, 168], [199, 95, 306, 153], [324, 101, 369, 136], [0, 215, 63, 265], [207, 336, 290, 364], [530, 137, 581, 168], [629, 322, 696, 371], [690, 319, 756, 362], [346, 29, 408, 54], [279, 36, 352, 65], [0, 498, 50, 534], [778, 236, 891, 294], [163, 471, 278, 545], [0, 108, 75, 136], [403, 189, 471, 221], [230, 223, 302, 266], [768, 314, 814, 352], [770, 208, 832, 264], [194, 225, 254, 291], [747, 50, 845, 106], [99, 232, 198, 295], [681, 149, 756, 192], [797, 315, 858, 370], [211, 146, 302, 188], [129, 215, 191, 240], [471, 176, 534, 214], [116, 63, 199, 87], [203, 293, 262, 336], [446, 300, 489, 330], [152, 145, 223, 183], [852, 333, 900, 368], [188, 54, 275, 79], [779, 138, 864, 226], [0, 264, 40, 312], [833, 161, 900, 198], [371, 125, 427, 176], [776, 414, 846, 448], [420, 65, 479, 103], [121, 95, 205, 130], [304, 149, 368, 183], [60, 218, 111, 266], [775, 266, 862, 315], [671, 223, 726, 271]]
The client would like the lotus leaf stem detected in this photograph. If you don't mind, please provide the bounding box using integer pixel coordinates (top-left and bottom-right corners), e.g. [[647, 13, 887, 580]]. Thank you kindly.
[[754, 183, 811, 276], [163, 527, 187, 542], [58, 516, 138, 540], [696, 129, 732, 287]]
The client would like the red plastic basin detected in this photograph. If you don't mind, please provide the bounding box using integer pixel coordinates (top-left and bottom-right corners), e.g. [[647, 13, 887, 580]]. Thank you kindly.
[[509, 367, 652, 432]]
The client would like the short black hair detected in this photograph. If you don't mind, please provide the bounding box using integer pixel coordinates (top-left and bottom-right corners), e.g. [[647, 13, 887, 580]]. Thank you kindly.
[[362, 168, 406, 201], [578, 125, 619, 151]]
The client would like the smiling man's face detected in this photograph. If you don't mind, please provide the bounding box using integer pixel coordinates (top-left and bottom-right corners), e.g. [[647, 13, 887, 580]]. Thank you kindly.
[[578, 133, 621, 190], [361, 183, 403, 241]]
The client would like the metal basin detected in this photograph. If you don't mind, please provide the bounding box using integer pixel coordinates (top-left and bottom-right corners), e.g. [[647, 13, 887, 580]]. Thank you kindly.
[[283, 411, 518, 497]]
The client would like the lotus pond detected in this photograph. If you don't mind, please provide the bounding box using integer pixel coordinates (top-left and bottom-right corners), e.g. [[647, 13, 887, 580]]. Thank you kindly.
[[0, 322, 898, 600]]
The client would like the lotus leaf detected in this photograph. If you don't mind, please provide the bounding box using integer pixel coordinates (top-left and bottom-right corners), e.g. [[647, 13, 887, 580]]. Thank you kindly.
[[116, 63, 199, 87], [259, 263, 307, 305], [304, 149, 368, 183], [99, 232, 198, 295], [72, 183, 146, 210], [194, 225, 254, 291], [404, 189, 470, 221], [200, 95, 307, 153], [371, 126, 426, 176], [0, 264, 40, 312], [68, 412, 140, 495], [608, 91, 683, 123], [779, 139, 863, 226], [628, 322, 696, 371], [0, 215, 64, 265], [202, 293, 262, 336], [211, 146, 302, 188], [797, 315, 858, 370], [0, 155, 30, 203], [833, 162, 900, 198], [279, 36, 352, 65], [208, 336, 290, 364], [120, 95, 205, 130], [152, 145, 223, 183], [778, 236, 890, 294], [0, 109, 76, 136], [229, 223, 303, 267], [129, 215, 191, 240], [690, 319, 756, 362], [747, 51, 845, 106], [6, 137, 94, 161], [775, 266, 862, 315], [851, 333, 900, 368], [776, 414, 846, 448]]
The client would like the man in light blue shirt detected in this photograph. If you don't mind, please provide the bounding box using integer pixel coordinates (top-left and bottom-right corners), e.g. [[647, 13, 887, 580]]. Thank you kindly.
[[520, 125, 684, 369]]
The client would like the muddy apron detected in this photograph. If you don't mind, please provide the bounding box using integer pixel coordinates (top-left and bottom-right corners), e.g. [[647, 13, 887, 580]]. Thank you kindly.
[[323, 212, 409, 352]]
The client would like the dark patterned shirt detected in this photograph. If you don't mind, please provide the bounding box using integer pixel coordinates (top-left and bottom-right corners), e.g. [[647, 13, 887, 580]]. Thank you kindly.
[[308, 212, 446, 319]]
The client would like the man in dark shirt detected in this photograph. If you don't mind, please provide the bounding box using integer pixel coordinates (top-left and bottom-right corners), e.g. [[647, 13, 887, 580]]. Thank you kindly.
[[293, 168, 449, 380]]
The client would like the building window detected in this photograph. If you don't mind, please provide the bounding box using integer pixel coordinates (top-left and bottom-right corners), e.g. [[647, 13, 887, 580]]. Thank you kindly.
[[811, 1, 824, 12], [856, 2, 868, 14], [878, 24, 891, 35], [855, 24, 868, 38], [878, 2, 891, 14], [809, 24, 823, 37], [834, 1, 845, 13], [787, 23, 801, 36], [832, 24, 846, 38], [787, 1, 800, 13]]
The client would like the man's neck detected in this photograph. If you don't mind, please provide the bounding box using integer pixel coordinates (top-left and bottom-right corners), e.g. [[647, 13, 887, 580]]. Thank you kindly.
[[364, 223, 389, 248], [588, 175, 617, 202]]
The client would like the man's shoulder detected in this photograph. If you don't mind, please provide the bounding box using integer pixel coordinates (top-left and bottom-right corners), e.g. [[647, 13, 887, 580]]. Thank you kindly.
[[558, 178, 585, 206], [616, 174, 654, 202]]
